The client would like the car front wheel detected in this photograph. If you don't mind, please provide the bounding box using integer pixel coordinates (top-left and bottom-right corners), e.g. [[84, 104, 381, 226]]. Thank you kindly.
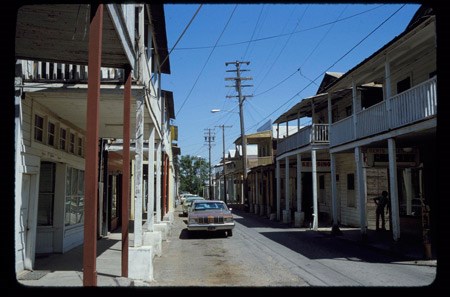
[[227, 230, 233, 237]]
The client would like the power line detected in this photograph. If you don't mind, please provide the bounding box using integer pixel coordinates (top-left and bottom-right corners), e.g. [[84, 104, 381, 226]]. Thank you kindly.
[[245, 4, 406, 133], [172, 5, 385, 51], [175, 4, 238, 117]]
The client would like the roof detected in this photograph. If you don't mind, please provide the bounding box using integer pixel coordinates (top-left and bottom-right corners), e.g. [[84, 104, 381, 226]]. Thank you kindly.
[[162, 90, 175, 119], [325, 5, 435, 92], [148, 4, 171, 74], [234, 130, 272, 144], [316, 72, 344, 94]]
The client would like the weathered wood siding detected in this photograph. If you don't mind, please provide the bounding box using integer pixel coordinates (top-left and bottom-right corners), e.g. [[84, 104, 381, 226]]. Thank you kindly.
[[390, 47, 436, 96], [335, 153, 360, 227], [21, 93, 86, 254], [365, 167, 389, 230]]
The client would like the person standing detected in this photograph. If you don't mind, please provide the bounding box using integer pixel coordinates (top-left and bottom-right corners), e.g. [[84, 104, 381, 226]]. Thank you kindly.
[[373, 191, 390, 230]]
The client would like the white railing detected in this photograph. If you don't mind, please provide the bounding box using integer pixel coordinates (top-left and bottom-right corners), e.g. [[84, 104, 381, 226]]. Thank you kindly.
[[277, 124, 329, 156], [330, 116, 354, 146], [389, 76, 437, 129], [20, 60, 124, 81], [330, 76, 437, 147]]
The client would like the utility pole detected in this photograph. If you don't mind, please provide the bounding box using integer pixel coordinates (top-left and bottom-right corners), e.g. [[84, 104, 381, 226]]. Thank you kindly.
[[204, 128, 215, 199], [225, 61, 253, 206], [216, 125, 232, 204]]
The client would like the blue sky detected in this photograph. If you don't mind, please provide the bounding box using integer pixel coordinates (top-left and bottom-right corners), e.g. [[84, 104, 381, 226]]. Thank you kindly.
[[161, 3, 422, 166]]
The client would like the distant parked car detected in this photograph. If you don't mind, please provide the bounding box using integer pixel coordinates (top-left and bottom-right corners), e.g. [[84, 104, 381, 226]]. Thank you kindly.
[[187, 200, 235, 237], [180, 193, 195, 205], [182, 196, 205, 216]]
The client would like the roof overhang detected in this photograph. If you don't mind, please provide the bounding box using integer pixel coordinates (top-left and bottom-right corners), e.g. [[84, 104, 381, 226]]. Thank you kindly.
[[15, 4, 136, 68]]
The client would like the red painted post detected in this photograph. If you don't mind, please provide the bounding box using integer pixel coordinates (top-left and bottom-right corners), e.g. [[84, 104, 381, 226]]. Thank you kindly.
[[122, 65, 132, 277], [83, 3, 103, 287], [162, 154, 167, 218]]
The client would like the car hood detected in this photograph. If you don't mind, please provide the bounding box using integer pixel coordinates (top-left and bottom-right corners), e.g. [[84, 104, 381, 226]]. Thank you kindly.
[[189, 210, 232, 217]]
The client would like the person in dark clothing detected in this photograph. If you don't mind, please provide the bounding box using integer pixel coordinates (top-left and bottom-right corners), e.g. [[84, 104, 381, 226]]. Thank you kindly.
[[374, 190, 390, 230]]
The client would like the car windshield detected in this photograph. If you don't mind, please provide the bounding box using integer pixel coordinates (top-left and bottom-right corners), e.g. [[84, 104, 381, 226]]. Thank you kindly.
[[193, 202, 226, 211], [185, 197, 204, 205]]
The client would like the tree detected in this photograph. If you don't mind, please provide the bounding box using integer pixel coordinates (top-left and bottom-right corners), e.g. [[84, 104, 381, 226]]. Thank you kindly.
[[179, 155, 209, 196]]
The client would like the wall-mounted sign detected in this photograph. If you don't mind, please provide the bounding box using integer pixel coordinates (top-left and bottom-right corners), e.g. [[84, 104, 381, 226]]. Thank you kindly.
[[363, 148, 419, 167]]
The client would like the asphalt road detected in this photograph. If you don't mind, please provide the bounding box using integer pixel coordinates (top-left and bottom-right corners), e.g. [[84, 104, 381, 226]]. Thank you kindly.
[[147, 204, 436, 289]]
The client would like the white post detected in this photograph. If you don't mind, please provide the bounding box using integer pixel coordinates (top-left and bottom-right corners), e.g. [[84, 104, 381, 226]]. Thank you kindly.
[[330, 153, 340, 233], [276, 159, 281, 221], [133, 95, 144, 247], [352, 81, 357, 139], [296, 153, 302, 212], [147, 126, 155, 231], [312, 150, 318, 230], [284, 156, 291, 223], [388, 138, 400, 241], [355, 146, 367, 237], [295, 153, 304, 227], [385, 57, 392, 128], [285, 156, 290, 211]]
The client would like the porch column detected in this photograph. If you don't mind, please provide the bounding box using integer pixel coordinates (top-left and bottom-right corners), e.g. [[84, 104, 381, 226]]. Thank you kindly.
[[352, 82, 357, 139], [276, 159, 281, 221], [83, 3, 103, 286], [384, 57, 392, 128], [294, 153, 304, 227], [147, 125, 155, 232], [121, 66, 132, 276], [254, 171, 258, 214], [283, 156, 291, 223], [355, 146, 367, 238], [312, 149, 318, 230], [330, 153, 341, 234], [156, 141, 162, 222], [133, 94, 144, 247], [388, 138, 400, 241]]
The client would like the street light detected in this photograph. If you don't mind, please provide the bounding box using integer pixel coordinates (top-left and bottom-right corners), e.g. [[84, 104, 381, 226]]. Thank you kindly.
[[211, 108, 238, 114]]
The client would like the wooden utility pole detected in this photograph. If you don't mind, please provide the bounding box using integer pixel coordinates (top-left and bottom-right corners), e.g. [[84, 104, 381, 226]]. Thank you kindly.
[[225, 61, 253, 205], [204, 128, 215, 199], [216, 125, 232, 204]]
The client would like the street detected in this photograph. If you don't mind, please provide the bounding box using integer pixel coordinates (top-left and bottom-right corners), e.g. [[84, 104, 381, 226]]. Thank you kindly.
[[148, 205, 436, 288]]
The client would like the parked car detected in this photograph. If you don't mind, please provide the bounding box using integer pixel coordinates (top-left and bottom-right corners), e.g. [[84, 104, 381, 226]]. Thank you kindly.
[[179, 193, 196, 205], [182, 196, 205, 216], [187, 200, 235, 237]]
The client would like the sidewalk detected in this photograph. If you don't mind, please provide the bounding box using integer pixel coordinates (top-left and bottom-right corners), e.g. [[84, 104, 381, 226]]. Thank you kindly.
[[231, 208, 437, 267], [16, 230, 152, 288], [14, 207, 437, 290]]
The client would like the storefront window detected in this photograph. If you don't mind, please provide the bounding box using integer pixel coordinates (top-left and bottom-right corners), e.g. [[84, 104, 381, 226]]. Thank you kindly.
[[65, 167, 85, 226], [37, 162, 55, 226]]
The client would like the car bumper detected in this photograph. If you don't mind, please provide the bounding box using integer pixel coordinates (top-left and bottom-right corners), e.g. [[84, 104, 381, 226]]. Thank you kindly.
[[187, 223, 235, 231]]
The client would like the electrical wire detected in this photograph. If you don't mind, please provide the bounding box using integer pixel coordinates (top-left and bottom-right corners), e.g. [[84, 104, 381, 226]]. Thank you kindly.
[[176, 4, 238, 117], [173, 5, 384, 50], [245, 4, 406, 133]]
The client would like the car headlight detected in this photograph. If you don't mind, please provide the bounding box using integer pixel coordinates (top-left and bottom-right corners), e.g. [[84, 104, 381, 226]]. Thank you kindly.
[[189, 218, 198, 224], [224, 216, 234, 223]]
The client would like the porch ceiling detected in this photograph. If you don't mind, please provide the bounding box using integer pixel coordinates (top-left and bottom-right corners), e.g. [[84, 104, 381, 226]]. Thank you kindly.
[[15, 4, 135, 68], [326, 15, 435, 91], [25, 84, 160, 140]]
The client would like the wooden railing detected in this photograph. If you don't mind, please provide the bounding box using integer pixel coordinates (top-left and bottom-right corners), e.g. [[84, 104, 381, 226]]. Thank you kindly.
[[277, 124, 329, 156], [330, 76, 437, 147]]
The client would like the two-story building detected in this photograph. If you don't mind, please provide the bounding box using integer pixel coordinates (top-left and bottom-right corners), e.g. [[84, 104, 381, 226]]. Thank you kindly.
[[14, 3, 176, 284], [273, 5, 436, 255]]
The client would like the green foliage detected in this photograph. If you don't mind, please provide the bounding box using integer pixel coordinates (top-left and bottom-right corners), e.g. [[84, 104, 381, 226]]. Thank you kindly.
[[179, 155, 209, 196]]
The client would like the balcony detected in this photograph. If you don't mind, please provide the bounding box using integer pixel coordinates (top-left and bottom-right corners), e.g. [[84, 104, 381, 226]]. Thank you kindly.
[[330, 76, 437, 147], [276, 124, 329, 156]]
